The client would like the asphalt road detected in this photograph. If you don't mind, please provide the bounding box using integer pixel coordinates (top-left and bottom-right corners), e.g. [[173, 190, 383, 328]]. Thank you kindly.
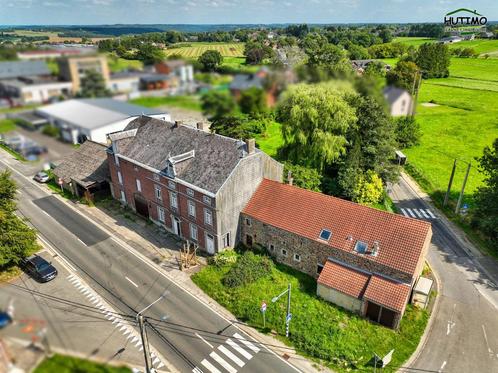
[[390, 176, 498, 373], [1, 160, 298, 373]]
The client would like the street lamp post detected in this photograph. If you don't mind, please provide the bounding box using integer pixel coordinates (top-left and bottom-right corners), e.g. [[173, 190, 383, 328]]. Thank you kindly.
[[271, 283, 291, 337], [136, 291, 169, 373]]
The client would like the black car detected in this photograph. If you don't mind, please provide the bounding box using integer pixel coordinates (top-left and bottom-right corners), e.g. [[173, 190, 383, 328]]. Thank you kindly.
[[21, 255, 58, 282]]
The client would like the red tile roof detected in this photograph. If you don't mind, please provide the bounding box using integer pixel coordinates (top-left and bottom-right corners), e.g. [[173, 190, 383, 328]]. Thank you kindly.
[[364, 275, 411, 312], [242, 179, 431, 277], [317, 261, 370, 298]]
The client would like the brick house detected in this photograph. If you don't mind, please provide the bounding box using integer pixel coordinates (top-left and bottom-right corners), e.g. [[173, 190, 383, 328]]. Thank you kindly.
[[106, 116, 282, 254], [241, 179, 432, 329]]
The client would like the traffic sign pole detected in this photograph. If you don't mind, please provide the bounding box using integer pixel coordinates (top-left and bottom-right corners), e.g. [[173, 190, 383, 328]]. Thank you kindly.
[[261, 301, 267, 329]]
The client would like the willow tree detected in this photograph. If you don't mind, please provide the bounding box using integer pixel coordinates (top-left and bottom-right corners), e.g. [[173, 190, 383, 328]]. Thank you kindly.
[[276, 82, 357, 170]]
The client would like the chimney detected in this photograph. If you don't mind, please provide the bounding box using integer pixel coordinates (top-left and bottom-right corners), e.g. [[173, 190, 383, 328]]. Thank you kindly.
[[174, 120, 184, 128], [287, 170, 293, 186], [196, 121, 210, 132], [370, 241, 380, 257], [245, 138, 255, 155]]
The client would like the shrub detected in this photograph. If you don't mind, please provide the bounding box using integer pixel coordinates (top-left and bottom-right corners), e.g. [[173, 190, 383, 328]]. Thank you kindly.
[[223, 251, 273, 288], [209, 250, 238, 267], [42, 125, 60, 138]]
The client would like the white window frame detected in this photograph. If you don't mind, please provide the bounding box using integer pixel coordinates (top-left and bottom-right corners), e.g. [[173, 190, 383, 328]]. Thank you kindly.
[[188, 200, 196, 217], [169, 192, 178, 209], [204, 208, 212, 226], [293, 253, 301, 262], [223, 232, 230, 248], [157, 206, 165, 222], [189, 223, 198, 241], [186, 188, 194, 197], [168, 180, 176, 189], [117, 171, 123, 185], [281, 249, 287, 257], [120, 190, 126, 203], [114, 154, 119, 166], [136, 179, 142, 192], [154, 185, 162, 201], [203, 195, 211, 205]]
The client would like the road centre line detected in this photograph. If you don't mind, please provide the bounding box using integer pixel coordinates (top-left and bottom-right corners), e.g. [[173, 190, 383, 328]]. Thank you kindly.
[[125, 276, 139, 288], [195, 332, 214, 348]]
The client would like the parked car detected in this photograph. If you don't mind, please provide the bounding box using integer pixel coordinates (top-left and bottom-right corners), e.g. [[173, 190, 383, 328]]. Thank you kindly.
[[21, 255, 58, 282], [34, 171, 50, 183], [0, 311, 12, 329]]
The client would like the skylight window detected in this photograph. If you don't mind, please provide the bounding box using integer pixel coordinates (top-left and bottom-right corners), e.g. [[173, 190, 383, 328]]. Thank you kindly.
[[354, 240, 368, 254], [319, 229, 332, 241]]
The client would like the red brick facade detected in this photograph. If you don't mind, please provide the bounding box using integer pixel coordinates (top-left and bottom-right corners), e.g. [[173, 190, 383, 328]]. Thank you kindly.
[[108, 152, 218, 252]]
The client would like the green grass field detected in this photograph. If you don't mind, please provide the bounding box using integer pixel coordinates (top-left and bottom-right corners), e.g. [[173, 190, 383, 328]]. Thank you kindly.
[[255, 121, 284, 157], [192, 254, 428, 373], [130, 95, 202, 111], [34, 354, 131, 373], [164, 42, 245, 58], [393, 37, 498, 57], [0, 119, 16, 134], [108, 56, 143, 73], [393, 37, 434, 46]]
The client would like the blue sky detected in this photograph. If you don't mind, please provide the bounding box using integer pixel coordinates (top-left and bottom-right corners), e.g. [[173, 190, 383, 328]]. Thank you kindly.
[[0, 0, 497, 25]]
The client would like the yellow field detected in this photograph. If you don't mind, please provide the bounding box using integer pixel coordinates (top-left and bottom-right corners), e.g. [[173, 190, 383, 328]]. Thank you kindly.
[[163, 42, 245, 58], [5, 29, 108, 44]]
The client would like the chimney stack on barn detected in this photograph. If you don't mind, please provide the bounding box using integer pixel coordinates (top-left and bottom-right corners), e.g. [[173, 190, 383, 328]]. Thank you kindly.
[[196, 121, 210, 132], [245, 138, 255, 155]]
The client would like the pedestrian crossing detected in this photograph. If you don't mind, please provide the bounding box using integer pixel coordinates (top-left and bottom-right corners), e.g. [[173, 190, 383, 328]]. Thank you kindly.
[[400, 207, 437, 220], [193, 332, 260, 373]]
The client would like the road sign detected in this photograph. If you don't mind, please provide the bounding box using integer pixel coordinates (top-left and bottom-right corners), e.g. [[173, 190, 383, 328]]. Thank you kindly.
[[286, 313, 292, 323], [381, 349, 394, 367], [261, 302, 267, 313]]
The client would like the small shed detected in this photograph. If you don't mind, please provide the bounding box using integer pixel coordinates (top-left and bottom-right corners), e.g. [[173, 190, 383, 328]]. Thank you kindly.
[[53, 140, 110, 201], [411, 276, 433, 309], [395, 150, 407, 165]]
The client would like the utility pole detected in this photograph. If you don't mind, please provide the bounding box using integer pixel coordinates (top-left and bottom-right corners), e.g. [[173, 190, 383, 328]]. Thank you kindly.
[[412, 70, 422, 117], [272, 283, 292, 338], [443, 159, 457, 207], [455, 162, 471, 215], [138, 315, 152, 373]]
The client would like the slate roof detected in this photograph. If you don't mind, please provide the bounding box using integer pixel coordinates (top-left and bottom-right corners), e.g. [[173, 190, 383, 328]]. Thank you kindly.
[[36, 98, 164, 130], [112, 116, 251, 194], [0, 60, 50, 80], [383, 86, 410, 105], [363, 275, 411, 312], [318, 261, 370, 299], [229, 73, 264, 91], [53, 140, 109, 188], [243, 179, 431, 277]]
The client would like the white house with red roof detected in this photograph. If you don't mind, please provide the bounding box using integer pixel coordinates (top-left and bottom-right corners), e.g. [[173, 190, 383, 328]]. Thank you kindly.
[[240, 179, 432, 329]]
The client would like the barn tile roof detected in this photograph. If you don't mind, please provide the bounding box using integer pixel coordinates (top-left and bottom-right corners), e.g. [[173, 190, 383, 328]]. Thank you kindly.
[[363, 275, 411, 313], [53, 140, 109, 188], [243, 179, 431, 277], [317, 261, 370, 299]]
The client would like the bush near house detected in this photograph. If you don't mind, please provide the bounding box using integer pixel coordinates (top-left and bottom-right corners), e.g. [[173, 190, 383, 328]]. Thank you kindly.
[[192, 250, 429, 372]]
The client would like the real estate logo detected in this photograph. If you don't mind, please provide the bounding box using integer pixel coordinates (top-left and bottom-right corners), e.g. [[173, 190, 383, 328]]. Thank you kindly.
[[444, 8, 487, 33]]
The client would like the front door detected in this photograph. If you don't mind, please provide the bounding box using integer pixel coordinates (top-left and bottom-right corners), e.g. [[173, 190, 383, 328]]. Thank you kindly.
[[172, 216, 181, 237], [134, 194, 149, 218], [206, 233, 215, 254]]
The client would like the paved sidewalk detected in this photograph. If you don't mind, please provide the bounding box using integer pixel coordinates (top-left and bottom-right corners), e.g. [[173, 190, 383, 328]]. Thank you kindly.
[[59, 197, 328, 373]]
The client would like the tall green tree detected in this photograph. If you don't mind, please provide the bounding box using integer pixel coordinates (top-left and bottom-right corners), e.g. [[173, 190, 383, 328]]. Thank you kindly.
[[386, 60, 420, 91], [416, 43, 451, 78], [79, 70, 110, 98], [198, 50, 223, 72], [0, 171, 39, 267], [276, 82, 357, 170], [200, 91, 236, 120], [239, 87, 267, 116], [135, 43, 165, 65], [472, 139, 498, 245]]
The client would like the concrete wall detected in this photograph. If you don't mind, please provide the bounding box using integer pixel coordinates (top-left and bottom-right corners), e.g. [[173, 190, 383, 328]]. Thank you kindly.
[[215, 151, 283, 251], [317, 284, 363, 314]]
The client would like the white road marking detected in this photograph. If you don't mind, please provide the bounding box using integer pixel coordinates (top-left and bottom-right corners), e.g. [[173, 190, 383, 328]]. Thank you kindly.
[[156, 362, 165, 369], [426, 209, 437, 218], [482, 324, 493, 355], [152, 357, 161, 366], [438, 360, 447, 372], [420, 209, 430, 218], [201, 359, 222, 373], [41, 210, 50, 217], [218, 345, 245, 367], [233, 332, 260, 353], [400, 208, 408, 217], [134, 339, 142, 348], [195, 332, 213, 348], [125, 276, 139, 288], [210, 351, 237, 373], [192, 368, 203, 373], [406, 208, 416, 218], [414, 209, 423, 218], [76, 237, 86, 246], [37, 235, 77, 271], [226, 338, 252, 360]]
